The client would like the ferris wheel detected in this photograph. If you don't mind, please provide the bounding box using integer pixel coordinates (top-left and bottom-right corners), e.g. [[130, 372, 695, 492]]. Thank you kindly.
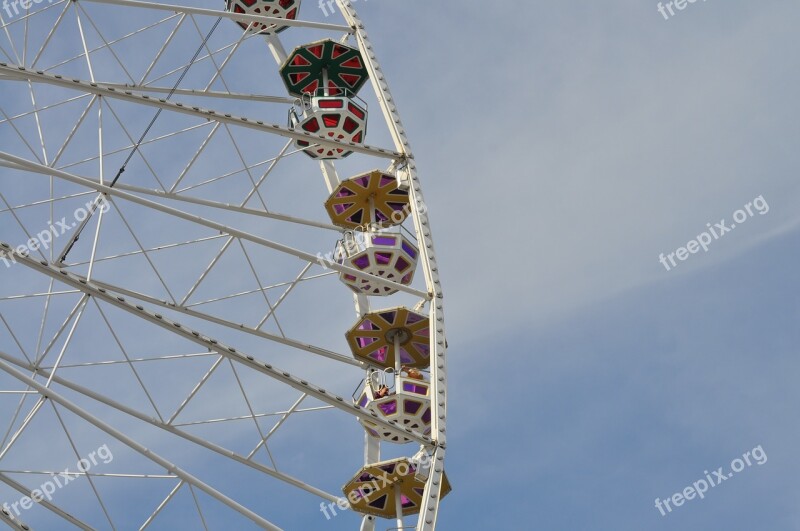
[[0, 1, 449, 530]]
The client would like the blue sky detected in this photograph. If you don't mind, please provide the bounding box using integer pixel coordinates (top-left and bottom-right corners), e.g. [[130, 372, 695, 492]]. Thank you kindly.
[[0, 0, 799, 529], [439, 228, 800, 530], [373, 0, 800, 529]]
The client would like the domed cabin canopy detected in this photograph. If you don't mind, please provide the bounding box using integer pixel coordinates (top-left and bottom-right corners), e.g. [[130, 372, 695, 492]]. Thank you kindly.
[[224, 0, 301, 34], [325, 170, 411, 230], [342, 456, 452, 521], [335, 232, 418, 295], [346, 307, 431, 369], [289, 91, 367, 159], [353, 366, 433, 444], [279, 39, 370, 98]]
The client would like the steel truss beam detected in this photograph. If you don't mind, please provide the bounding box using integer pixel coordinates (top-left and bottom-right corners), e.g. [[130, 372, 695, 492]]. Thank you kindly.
[[0, 506, 32, 531], [0, 63, 402, 161], [0, 150, 428, 299], [85, 277, 363, 368], [95, 84, 295, 104], [0, 357, 283, 530], [79, 0, 353, 33], [4, 157, 339, 232], [0, 244, 435, 448], [0, 349, 341, 505], [0, 471, 95, 530]]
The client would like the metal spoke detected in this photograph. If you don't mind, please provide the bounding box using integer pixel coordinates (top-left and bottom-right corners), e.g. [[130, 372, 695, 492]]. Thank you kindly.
[[49, 402, 117, 530], [0, 64, 404, 160], [0, 349, 342, 504], [92, 299, 166, 422], [237, 239, 285, 337], [0, 249, 434, 445], [173, 404, 331, 428], [0, 356, 284, 531], [81, 0, 352, 33], [0, 152, 427, 297], [139, 480, 183, 530], [166, 355, 223, 425], [0, 471, 94, 530]]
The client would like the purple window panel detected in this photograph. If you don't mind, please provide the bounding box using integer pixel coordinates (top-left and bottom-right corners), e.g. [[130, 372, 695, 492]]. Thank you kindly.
[[403, 382, 428, 395], [378, 400, 398, 415], [372, 235, 397, 246]]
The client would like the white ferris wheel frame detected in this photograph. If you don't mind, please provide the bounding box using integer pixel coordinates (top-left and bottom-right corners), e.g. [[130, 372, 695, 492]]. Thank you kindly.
[[0, 0, 449, 529]]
